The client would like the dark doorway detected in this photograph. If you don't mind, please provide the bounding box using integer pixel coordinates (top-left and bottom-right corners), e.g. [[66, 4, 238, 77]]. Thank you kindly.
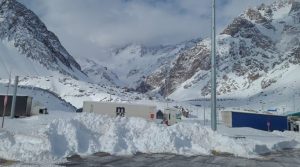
[[116, 107, 125, 117], [156, 110, 164, 119]]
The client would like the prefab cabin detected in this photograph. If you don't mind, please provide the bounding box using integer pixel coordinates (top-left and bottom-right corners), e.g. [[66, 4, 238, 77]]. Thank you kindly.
[[83, 101, 157, 120], [163, 108, 182, 125], [286, 112, 300, 132], [0, 95, 32, 117], [222, 111, 288, 131]]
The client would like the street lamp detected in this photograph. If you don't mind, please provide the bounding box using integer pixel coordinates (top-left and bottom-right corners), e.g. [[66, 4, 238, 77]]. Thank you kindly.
[[290, 87, 299, 112], [286, 87, 299, 112], [203, 94, 206, 126], [211, 0, 217, 131]]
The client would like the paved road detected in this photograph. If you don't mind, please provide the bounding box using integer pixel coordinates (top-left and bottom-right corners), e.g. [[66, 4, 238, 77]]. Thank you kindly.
[[60, 149, 300, 167]]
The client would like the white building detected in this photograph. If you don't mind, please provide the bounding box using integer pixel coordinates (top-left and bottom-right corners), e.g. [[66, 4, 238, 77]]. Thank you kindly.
[[83, 101, 157, 120]]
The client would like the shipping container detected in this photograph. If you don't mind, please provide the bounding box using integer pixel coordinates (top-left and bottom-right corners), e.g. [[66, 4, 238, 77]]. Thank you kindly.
[[222, 111, 288, 131], [0, 95, 32, 117], [83, 101, 157, 120]]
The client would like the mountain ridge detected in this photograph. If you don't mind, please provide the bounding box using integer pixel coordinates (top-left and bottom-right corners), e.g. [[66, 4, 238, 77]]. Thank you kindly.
[[0, 0, 86, 79], [141, 0, 300, 99]]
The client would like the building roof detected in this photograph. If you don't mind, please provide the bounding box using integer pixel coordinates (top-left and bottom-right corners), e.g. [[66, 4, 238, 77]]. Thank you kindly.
[[286, 112, 300, 117], [0, 94, 32, 97], [223, 110, 286, 117]]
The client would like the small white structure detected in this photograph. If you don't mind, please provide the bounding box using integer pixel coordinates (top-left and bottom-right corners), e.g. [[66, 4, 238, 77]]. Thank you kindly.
[[83, 101, 157, 120], [31, 101, 47, 115], [163, 108, 182, 125]]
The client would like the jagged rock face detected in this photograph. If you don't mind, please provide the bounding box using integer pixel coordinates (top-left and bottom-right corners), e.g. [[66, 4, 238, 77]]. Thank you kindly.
[[0, 0, 84, 78], [145, 67, 168, 88], [145, 0, 300, 97], [222, 18, 255, 37], [143, 41, 210, 95], [101, 39, 201, 90], [78, 58, 123, 86], [290, 46, 300, 64], [290, 0, 300, 13], [167, 43, 211, 94]]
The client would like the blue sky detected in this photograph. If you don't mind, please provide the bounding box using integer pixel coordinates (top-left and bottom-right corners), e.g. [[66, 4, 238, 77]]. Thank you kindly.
[[17, 0, 275, 59]]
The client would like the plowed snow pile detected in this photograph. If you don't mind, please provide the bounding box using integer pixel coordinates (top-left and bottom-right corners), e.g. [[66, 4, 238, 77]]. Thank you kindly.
[[0, 113, 299, 163]]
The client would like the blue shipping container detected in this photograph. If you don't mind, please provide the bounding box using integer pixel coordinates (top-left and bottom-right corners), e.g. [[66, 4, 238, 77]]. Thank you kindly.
[[232, 112, 288, 131]]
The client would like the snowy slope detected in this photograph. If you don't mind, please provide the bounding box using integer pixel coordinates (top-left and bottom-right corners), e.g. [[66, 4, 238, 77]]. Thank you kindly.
[[0, 0, 86, 79], [148, 0, 300, 105], [0, 81, 76, 112], [88, 39, 201, 88], [76, 57, 124, 87], [0, 76, 152, 109], [0, 39, 49, 78], [0, 0, 162, 113]]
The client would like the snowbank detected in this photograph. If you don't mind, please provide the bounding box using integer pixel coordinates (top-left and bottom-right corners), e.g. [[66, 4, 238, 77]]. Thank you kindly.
[[0, 113, 300, 163], [42, 114, 255, 158]]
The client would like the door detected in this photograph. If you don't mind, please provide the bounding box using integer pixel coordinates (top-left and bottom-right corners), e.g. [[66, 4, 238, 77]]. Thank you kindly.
[[116, 107, 125, 117]]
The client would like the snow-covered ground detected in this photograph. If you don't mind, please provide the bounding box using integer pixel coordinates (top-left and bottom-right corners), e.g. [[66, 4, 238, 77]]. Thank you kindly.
[[1, 75, 299, 165], [0, 110, 300, 165], [1, 0, 300, 165], [0, 72, 299, 165], [171, 64, 300, 114], [0, 76, 151, 109]]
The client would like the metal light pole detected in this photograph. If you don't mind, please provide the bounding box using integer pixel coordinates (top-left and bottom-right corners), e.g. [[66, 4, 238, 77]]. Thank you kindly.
[[289, 87, 297, 112], [293, 93, 296, 112], [1, 72, 11, 128], [10, 76, 19, 118], [203, 94, 206, 126], [211, 0, 217, 131]]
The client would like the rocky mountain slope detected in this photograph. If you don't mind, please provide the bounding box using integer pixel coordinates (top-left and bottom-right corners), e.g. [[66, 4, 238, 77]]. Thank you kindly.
[[82, 39, 200, 89], [0, 0, 158, 110], [77, 57, 124, 87], [142, 0, 300, 100], [1, 0, 299, 107], [0, 0, 86, 79]]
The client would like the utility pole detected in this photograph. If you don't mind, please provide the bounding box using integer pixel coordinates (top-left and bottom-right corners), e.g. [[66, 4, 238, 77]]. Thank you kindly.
[[166, 68, 171, 108], [2, 72, 11, 128], [211, 0, 217, 131], [204, 105, 206, 126], [289, 87, 298, 112], [293, 93, 296, 112], [10, 76, 19, 119], [203, 94, 206, 126]]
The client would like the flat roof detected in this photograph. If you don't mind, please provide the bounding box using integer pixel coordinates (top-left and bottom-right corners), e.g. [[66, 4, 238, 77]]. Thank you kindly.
[[286, 112, 300, 116], [223, 110, 287, 117], [84, 101, 156, 107], [0, 95, 32, 97]]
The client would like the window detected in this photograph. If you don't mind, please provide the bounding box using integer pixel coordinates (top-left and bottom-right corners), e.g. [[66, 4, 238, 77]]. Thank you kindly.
[[116, 107, 125, 117]]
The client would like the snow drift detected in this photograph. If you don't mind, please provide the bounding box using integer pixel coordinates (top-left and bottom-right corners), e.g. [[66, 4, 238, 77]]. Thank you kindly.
[[0, 112, 299, 163]]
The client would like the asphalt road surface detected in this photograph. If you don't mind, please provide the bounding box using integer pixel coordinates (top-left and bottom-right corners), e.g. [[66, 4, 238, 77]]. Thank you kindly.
[[60, 149, 300, 167]]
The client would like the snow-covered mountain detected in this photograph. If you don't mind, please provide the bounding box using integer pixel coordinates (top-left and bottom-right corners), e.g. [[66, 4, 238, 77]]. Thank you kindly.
[[0, 0, 86, 79], [78, 0, 300, 103], [77, 58, 124, 87], [83, 39, 201, 89], [1, 0, 299, 112], [0, 0, 158, 110], [141, 0, 300, 101]]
